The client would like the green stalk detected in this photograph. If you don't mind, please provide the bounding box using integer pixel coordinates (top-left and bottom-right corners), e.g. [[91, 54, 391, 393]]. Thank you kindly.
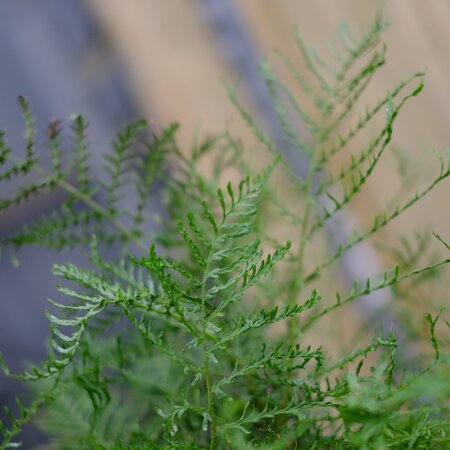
[[201, 238, 219, 449], [287, 131, 325, 344]]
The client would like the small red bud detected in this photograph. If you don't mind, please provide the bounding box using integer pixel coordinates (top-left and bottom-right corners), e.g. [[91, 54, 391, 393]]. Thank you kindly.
[[47, 118, 62, 139]]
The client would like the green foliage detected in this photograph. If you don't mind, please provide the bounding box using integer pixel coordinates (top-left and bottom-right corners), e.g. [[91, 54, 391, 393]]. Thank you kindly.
[[1, 10, 450, 450]]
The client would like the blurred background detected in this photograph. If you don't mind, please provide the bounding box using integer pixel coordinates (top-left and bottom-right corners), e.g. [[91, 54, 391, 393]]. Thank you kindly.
[[1, 0, 450, 445]]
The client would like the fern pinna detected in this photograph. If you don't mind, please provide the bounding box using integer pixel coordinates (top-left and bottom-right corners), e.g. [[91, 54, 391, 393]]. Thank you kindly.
[[1, 10, 450, 450]]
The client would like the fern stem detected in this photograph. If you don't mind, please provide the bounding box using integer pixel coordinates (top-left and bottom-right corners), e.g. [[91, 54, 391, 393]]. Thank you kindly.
[[204, 356, 217, 449], [201, 241, 218, 449], [287, 133, 323, 344]]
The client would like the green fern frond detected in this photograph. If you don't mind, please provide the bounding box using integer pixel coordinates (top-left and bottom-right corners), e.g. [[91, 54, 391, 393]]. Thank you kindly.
[[2, 9, 450, 450]]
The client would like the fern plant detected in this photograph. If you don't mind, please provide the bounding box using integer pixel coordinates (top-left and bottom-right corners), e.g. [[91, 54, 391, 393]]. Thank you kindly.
[[1, 10, 450, 450]]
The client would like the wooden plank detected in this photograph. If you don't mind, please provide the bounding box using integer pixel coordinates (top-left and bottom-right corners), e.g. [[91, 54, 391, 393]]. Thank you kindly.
[[86, 0, 257, 151]]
